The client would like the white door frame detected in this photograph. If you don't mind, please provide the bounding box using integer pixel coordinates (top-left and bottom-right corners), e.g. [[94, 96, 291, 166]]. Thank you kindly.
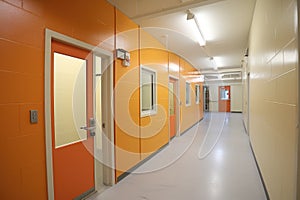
[[44, 29, 115, 200], [168, 75, 180, 139]]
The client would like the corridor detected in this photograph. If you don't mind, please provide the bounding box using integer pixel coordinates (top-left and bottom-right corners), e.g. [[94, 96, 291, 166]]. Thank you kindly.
[[89, 113, 267, 200], [0, 0, 298, 199]]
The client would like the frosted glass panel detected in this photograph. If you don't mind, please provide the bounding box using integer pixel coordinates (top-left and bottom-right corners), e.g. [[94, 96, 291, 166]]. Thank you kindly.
[[54, 53, 87, 148], [186, 82, 191, 105], [95, 56, 102, 150], [195, 85, 200, 104]]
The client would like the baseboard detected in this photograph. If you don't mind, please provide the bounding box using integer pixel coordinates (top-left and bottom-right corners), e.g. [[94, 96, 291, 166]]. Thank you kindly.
[[242, 120, 248, 135], [231, 111, 242, 113], [180, 117, 204, 136], [117, 117, 204, 183], [117, 142, 169, 183], [249, 142, 270, 200]]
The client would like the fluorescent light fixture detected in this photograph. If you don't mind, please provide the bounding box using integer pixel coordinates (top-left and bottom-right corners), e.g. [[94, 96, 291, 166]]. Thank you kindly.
[[187, 10, 206, 46], [190, 75, 205, 83]]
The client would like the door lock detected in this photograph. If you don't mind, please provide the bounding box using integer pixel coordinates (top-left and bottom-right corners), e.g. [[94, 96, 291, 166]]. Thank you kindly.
[[80, 118, 96, 137]]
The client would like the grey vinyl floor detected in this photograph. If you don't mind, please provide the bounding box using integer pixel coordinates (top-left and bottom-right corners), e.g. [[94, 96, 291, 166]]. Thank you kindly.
[[88, 113, 267, 200]]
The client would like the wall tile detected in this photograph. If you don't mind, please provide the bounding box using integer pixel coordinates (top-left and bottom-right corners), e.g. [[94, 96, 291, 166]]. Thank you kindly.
[[271, 51, 284, 78], [0, 39, 43, 75], [0, 104, 20, 139], [248, 0, 298, 198], [283, 39, 297, 72], [0, 1, 44, 48], [276, 69, 297, 105], [3, 0, 22, 8]]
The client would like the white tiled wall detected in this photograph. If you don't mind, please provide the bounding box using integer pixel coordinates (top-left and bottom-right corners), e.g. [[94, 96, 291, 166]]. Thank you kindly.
[[248, 0, 298, 199]]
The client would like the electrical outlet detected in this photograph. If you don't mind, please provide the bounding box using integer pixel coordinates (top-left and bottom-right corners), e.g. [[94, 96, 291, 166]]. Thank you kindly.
[[30, 110, 38, 124]]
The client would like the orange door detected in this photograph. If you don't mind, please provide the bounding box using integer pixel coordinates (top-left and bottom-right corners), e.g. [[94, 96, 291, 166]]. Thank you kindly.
[[218, 86, 231, 112], [169, 79, 177, 138], [51, 41, 95, 200]]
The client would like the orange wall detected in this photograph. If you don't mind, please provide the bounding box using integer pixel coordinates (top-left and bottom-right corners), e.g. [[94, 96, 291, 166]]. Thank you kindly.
[[114, 10, 141, 179], [179, 58, 204, 133], [140, 48, 169, 159], [0, 0, 115, 199], [0, 0, 204, 197]]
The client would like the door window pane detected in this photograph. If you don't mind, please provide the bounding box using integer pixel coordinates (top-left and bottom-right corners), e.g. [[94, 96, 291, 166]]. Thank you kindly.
[[54, 53, 87, 148], [95, 56, 102, 151], [186, 82, 191, 106], [195, 84, 200, 104], [169, 83, 175, 115], [220, 88, 230, 100]]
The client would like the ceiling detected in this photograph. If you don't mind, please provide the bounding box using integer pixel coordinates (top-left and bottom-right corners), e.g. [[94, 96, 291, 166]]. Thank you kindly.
[[107, 0, 256, 80]]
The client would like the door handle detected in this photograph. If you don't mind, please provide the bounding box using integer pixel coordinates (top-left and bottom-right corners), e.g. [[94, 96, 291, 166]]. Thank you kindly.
[[80, 126, 96, 131], [80, 118, 96, 137]]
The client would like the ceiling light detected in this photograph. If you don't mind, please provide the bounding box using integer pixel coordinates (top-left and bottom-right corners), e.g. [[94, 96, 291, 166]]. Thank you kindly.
[[186, 10, 206, 46], [209, 57, 218, 70]]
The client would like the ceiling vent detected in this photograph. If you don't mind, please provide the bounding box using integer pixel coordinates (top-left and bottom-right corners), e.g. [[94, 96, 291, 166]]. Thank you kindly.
[[204, 72, 242, 82]]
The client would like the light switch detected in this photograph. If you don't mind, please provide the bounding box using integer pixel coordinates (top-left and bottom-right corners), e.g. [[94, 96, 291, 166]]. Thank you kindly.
[[30, 110, 38, 124]]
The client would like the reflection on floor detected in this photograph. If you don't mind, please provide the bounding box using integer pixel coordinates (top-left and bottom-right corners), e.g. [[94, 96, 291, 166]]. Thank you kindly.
[[88, 113, 267, 200]]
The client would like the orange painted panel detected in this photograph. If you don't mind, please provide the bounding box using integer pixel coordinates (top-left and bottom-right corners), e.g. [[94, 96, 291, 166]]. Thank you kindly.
[[169, 52, 180, 78], [115, 127, 140, 177], [141, 123, 169, 159], [0, 71, 24, 104], [140, 48, 169, 66], [0, 164, 22, 199], [140, 48, 169, 158], [0, 39, 44, 74], [116, 10, 139, 33], [0, 1, 44, 48], [179, 58, 204, 133], [20, 161, 47, 199], [45, 0, 115, 47], [114, 10, 141, 180], [4, 0, 22, 7], [115, 50, 139, 81], [170, 115, 176, 138], [21, 75, 44, 103], [0, 105, 20, 139], [19, 104, 44, 136], [23, 0, 45, 16], [0, 134, 47, 199]]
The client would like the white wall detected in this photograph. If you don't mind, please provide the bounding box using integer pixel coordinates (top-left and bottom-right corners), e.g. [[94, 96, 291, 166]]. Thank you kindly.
[[231, 84, 243, 112], [248, 0, 298, 199], [242, 58, 249, 132], [208, 84, 219, 112]]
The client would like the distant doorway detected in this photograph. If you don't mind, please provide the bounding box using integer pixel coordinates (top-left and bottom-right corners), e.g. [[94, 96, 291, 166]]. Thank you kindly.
[[218, 86, 231, 112], [203, 86, 209, 112]]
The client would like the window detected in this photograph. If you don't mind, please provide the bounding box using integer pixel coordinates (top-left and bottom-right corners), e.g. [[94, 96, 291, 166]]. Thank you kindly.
[[186, 82, 191, 106], [220, 87, 230, 100], [195, 84, 200, 104], [141, 66, 157, 117]]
